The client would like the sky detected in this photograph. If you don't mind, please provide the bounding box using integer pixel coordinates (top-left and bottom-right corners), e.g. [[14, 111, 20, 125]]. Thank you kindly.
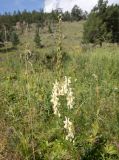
[[0, 0, 119, 14], [44, 0, 119, 12], [0, 0, 44, 13]]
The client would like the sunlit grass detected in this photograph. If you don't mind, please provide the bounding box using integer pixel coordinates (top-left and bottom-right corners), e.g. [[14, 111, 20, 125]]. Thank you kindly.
[[0, 21, 119, 160]]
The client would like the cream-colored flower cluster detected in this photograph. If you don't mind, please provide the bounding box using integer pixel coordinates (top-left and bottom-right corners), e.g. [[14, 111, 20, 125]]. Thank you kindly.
[[51, 76, 74, 116], [51, 76, 75, 141], [63, 116, 74, 141]]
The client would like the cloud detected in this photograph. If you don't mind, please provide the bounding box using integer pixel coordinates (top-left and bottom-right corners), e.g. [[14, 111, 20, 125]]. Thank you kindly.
[[44, 0, 119, 13], [109, 0, 119, 4], [44, 0, 57, 12], [44, 0, 99, 12]]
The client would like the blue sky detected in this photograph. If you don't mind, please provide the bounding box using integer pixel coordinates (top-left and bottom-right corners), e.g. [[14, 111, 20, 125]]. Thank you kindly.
[[0, 0, 44, 13], [0, 0, 119, 14]]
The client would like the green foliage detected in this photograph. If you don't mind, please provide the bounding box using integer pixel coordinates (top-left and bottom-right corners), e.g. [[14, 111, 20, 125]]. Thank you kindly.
[[83, 13, 105, 44], [34, 31, 42, 48], [0, 21, 119, 160], [0, 25, 11, 43], [71, 5, 83, 21], [10, 31, 20, 47], [0, 5, 87, 29], [83, 0, 119, 44], [62, 11, 71, 21], [0, 30, 5, 43], [105, 4, 119, 43], [0, 31, 5, 47], [1, 46, 119, 159], [48, 24, 53, 33]]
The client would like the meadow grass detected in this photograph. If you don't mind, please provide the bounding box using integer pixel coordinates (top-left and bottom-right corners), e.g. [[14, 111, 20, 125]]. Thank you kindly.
[[0, 21, 119, 160]]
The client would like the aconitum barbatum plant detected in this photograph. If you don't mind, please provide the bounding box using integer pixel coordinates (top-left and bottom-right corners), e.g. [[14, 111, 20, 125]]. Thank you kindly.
[[51, 76, 75, 141]]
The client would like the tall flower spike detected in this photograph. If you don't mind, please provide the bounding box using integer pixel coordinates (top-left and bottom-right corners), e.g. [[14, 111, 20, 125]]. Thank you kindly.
[[67, 88, 75, 109], [51, 77, 75, 141], [51, 77, 74, 115], [63, 116, 74, 141], [51, 80, 61, 117]]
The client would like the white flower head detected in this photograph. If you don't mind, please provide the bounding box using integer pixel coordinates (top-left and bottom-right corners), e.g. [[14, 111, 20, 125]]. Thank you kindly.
[[92, 74, 98, 80], [63, 116, 74, 141], [51, 76, 75, 116], [51, 76, 75, 141]]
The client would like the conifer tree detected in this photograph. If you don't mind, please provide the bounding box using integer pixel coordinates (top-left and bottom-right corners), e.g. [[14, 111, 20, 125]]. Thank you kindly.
[[10, 31, 20, 48], [83, 0, 119, 44], [34, 31, 42, 48]]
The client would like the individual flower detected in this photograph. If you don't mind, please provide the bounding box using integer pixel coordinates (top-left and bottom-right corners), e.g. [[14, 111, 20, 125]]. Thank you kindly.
[[92, 74, 98, 80]]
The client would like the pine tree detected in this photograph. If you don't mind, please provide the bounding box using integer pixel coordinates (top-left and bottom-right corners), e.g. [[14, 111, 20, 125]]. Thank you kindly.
[[71, 5, 83, 21], [48, 24, 53, 33], [0, 31, 4, 47], [83, 0, 119, 45], [34, 31, 42, 48], [63, 11, 71, 21], [10, 31, 20, 47]]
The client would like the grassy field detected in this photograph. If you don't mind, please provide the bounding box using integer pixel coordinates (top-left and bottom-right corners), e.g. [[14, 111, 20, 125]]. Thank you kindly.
[[0, 21, 119, 160]]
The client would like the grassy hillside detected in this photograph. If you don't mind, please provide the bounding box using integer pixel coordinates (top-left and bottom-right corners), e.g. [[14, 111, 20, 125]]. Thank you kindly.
[[0, 21, 119, 160]]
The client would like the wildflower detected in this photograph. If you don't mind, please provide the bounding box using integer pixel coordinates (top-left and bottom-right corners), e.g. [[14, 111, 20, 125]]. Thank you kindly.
[[51, 76, 75, 141], [75, 78, 77, 82], [51, 77, 75, 116], [67, 88, 75, 109], [92, 74, 98, 80], [63, 116, 74, 141], [114, 87, 118, 91], [51, 80, 61, 117]]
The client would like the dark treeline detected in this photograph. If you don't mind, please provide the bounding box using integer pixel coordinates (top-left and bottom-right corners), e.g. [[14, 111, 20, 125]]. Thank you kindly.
[[0, 5, 87, 27], [0, 0, 119, 46], [0, 5, 87, 48], [83, 0, 119, 44]]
